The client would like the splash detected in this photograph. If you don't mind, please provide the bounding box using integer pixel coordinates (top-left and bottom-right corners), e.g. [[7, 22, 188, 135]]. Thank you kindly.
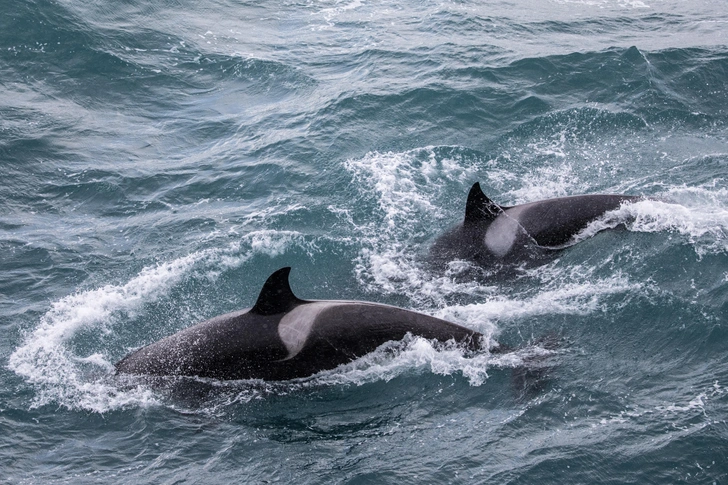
[[578, 185, 728, 256], [345, 148, 481, 304], [497, 162, 591, 204], [307, 336, 497, 387], [344, 148, 475, 231]]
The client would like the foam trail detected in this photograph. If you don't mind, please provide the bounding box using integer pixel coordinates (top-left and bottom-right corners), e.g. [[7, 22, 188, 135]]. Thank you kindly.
[[436, 273, 640, 324], [308, 331, 559, 389]]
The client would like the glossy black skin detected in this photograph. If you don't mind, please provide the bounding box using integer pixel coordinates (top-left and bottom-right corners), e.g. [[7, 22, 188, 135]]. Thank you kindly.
[[115, 308, 288, 380], [430, 183, 640, 268], [115, 268, 481, 381], [501, 194, 641, 247]]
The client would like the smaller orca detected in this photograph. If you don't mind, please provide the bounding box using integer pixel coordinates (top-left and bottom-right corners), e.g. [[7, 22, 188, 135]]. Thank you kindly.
[[115, 267, 484, 381], [430, 182, 641, 268]]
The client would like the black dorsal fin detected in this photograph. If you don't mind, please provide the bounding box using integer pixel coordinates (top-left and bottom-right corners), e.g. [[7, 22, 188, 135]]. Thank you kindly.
[[464, 182, 504, 226], [250, 267, 307, 316]]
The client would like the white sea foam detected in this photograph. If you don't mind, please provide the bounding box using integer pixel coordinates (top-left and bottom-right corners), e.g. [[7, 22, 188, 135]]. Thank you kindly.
[[345, 148, 475, 230], [303, 332, 560, 389], [308, 336, 494, 387], [499, 162, 592, 204], [577, 185, 728, 256], [8, 230, 314, 412], [437, 272, 640, 324], [660, 393, 707, 415], [345, 148, 482, 303]]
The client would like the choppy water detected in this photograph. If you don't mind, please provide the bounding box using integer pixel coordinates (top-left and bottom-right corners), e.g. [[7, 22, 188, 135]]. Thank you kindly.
[[2, 0, 728, 482]]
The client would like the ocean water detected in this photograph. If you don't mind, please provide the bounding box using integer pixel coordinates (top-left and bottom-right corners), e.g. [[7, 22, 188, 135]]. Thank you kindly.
[[2, 0, 728, 482]]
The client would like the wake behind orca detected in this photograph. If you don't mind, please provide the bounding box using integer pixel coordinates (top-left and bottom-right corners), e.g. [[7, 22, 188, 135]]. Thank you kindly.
[[430, 182, 641, 269], [116, 267, 484, 381]]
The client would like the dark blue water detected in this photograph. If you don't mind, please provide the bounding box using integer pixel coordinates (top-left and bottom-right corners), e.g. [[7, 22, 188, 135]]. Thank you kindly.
[[2, 0, 728, 482]]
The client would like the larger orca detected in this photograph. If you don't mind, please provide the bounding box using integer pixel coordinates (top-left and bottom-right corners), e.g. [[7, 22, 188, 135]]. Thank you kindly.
[[115, 267, 483, 381], [430, 182, 641, 268]]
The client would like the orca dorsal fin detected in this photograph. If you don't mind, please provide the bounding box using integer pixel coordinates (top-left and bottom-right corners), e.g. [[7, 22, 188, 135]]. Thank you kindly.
[[251, 267, 307, 316], [464, 182, 504, 226]]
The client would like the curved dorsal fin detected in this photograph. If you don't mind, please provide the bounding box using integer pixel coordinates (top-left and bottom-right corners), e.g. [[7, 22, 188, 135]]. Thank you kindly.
[[464, 182, 504, 226], [251, 267, 307, 316]]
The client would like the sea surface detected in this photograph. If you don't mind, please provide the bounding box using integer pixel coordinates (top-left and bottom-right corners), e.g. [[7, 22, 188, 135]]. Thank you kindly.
[[2, 0, 728, 483]]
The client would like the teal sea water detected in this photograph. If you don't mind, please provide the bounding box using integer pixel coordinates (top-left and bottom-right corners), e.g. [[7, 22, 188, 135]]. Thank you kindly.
[[2, 0, 728, 482]]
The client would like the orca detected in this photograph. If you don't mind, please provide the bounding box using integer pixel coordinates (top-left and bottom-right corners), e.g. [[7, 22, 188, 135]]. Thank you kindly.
[[430, 182, 641, 268], [115, 267, 483, 381]]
